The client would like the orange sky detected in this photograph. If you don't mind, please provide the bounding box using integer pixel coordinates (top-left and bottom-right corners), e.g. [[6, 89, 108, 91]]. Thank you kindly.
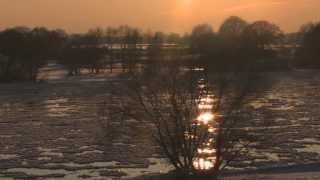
[[0, 0, 319, 33]]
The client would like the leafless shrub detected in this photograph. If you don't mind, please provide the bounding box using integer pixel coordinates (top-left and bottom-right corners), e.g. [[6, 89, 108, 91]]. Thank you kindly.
[[108, 60, 268, 178]]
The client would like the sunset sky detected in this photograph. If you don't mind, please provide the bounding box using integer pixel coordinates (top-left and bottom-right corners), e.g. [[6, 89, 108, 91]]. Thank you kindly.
[[0, 0, 319, 33]]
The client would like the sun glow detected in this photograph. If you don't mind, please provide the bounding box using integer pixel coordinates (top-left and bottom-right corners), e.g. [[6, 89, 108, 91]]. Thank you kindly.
[[193, 158, 215, 170], [200, 97, 215, 103], [198, 148, 216, 154], [180, 0, 193, 7], [197, 113, 214, 124], [176, 0, 194, 14]]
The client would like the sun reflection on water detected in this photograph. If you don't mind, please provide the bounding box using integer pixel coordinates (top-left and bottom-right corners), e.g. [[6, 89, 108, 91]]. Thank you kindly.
[[193, 73, 218, 171], [200, 97, 215, 103], [197, 113, 214, 124], [193, 158, 215, 170], [198, 104, 213, 110], [198, 148, 216, 154]]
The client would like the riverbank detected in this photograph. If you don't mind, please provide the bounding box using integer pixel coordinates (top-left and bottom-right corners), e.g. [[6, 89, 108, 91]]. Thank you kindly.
[[133, 163, 320, 180]]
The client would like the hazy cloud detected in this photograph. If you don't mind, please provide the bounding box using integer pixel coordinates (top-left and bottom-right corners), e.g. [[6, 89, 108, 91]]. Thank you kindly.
[[224, 0, 290, 12]]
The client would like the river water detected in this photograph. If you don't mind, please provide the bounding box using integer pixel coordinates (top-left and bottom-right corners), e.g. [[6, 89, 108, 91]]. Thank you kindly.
[[0, 66, 320, 179]]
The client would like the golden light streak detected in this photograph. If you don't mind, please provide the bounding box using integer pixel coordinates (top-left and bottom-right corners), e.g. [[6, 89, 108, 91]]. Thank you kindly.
[[197, 112, 214, 124], [193, 158, 215, 170]]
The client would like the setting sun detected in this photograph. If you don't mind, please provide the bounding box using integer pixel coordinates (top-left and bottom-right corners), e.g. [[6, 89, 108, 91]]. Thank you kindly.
[[180, 0, 193, 7]]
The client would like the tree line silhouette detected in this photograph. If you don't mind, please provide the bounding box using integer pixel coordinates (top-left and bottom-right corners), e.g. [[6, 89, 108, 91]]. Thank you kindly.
[[0, 27, 65, 81], [0, 16, 319, 82]]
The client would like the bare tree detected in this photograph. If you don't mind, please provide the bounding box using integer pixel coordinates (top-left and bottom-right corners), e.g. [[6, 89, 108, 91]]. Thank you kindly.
[[296, 22, 320, 67], [0, 27, 66, 82], [243, 21, 283, 49], [190, 24, 215, 56], [108, 58, 265, 178], [219, 16, 248, 38]]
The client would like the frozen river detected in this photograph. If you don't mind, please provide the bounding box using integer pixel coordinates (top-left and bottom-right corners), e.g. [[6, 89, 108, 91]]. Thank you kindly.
[[0, 67, 320, 179]]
